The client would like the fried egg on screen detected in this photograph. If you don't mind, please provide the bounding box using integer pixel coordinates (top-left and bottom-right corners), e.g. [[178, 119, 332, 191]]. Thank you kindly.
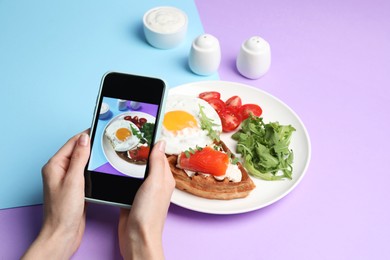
[[105, 119, 140, 152], [161, 95, 222, 155]]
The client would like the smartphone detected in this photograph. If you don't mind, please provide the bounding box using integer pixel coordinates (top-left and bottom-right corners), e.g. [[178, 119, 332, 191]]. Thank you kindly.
[[84, 72, 167, 208]]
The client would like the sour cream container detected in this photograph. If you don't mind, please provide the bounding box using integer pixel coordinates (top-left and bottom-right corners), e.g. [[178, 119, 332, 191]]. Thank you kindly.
[[99, 103, 111, 119], [143, 6, 188, 49]]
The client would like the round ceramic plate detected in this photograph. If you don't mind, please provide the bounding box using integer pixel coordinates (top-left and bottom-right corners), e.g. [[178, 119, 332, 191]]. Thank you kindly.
[[102, 111, 155, 178], [169, 81, 311, 214]]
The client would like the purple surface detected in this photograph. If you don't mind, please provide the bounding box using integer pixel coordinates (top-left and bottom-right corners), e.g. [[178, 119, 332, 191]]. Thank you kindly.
[[1, 0, 390, 259]]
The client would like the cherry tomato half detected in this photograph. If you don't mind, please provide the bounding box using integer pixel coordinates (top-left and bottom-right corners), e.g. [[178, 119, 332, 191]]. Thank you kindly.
[[199, 91, 221, 102], [207, 98, 226, 113], [240, 104, 263, 120], [225, 95, 242, 109], [218, 107, 242, 132]]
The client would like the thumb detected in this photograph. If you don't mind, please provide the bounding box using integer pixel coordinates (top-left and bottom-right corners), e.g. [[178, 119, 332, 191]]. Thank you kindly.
[[67, 133, 91, 178], [146, 140, 175, 189], [147, 140, 167, 178]]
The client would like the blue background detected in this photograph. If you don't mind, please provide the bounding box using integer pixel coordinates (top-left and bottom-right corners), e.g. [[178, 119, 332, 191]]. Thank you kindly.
[[0, 0, 218, 209]]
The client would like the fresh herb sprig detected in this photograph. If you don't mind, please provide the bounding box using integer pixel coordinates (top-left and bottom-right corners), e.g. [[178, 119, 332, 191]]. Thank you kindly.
[[129, 124, 143, 139], [227, 151, 240, 165], [184, 145, 203, 158], [198, 105, 220, 141]]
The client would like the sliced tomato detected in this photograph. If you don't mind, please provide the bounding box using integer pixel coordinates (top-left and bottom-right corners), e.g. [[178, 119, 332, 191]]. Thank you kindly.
[[199, 91, 221, 101], [207, 98, 226, 113], [218, 107, 242, 132], [225, 95, 242, 108], [240, 104, 263, 120]]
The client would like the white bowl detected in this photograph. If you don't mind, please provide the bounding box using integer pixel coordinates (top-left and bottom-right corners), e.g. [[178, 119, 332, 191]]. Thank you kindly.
[[143, 6, 188, 49], [99, 103, 111, 119]]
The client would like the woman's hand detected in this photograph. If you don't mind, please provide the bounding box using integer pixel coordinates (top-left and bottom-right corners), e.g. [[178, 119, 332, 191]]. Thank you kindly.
[[118, 140, 175, 260], [23, 131, 90, 260]]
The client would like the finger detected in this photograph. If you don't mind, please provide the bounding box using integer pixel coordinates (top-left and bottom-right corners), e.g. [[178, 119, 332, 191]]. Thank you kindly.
[[147, 141, 167, 179], [118, 208, 130, 234], [146, 140, 175, 190], [51, 129, 90, 163], [119, 208, 130, 222], [66, 133, 91, 179]]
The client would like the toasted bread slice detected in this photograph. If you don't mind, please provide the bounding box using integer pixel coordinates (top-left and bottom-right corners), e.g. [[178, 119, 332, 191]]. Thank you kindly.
[[167, 141, 255, 200]]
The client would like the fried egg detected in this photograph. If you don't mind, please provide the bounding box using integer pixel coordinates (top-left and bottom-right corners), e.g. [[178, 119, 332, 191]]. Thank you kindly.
[[105, 119, 140, 152], [161, 95, 222, 155]]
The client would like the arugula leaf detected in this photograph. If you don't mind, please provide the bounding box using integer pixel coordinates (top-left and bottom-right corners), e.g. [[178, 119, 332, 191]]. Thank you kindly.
[[183, 145, 203, 159], [129, 124, 143, 139], [198, 105, 220, 141], [232, 115, 295, 180], [129, 123, 155, 146]]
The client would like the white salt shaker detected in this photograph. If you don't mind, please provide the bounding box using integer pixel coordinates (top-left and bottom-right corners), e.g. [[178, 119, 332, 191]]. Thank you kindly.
[[188, 34, 221, 76], [236, 36, 271, 79], [117, 99, 128, 111]]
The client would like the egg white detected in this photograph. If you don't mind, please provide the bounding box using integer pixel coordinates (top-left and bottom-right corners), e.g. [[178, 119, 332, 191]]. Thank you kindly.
[[161, 95, 222, 155], [105, 119, 140, 152]]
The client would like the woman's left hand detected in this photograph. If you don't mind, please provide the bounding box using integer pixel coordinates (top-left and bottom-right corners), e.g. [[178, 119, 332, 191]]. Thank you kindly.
[[22, 131, 90, 259]]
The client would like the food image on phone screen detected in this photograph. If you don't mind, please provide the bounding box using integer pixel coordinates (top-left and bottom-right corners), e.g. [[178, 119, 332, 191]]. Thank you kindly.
[[88, 97, 159, 179], [84, 72, 166, 207]]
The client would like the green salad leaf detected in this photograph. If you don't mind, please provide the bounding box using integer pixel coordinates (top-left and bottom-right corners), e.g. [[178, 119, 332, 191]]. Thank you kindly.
[[232, 115, 296, 180], [140, 122, 155, 146], [130, 122, 155, 146]]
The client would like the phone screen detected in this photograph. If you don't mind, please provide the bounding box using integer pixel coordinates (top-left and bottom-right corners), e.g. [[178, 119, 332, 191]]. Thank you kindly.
[[87, 97, 159, 179], [85, 72, 166, 207]]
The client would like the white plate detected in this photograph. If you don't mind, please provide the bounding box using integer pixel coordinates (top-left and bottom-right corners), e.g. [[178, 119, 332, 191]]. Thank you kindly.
[[102, 111, 156, 178], [169, 81, 311, 214]]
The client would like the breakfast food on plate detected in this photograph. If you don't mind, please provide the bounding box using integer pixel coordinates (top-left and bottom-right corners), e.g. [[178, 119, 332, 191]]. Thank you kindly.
[[161, 95, 255, 200], [160, 95, 222, 155], [198, 91, 262, 132], [232, 115, 296, 180], [123, 145, 150, 164], [105, 115, 154, 165], [197, 91, 295, 181], [105, 119, 140, 152], [166, 141, 255, 200]]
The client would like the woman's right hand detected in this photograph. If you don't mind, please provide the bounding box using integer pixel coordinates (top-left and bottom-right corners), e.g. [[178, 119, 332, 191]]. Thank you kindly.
[[118, 140, 175, 260]]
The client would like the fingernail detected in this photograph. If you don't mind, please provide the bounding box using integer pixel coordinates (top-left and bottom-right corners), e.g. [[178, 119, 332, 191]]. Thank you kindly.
[[157, 140, 166, 153], [78, 133, 89, 146]]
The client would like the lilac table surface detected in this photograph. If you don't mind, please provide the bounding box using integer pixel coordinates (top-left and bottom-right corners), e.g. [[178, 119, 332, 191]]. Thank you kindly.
[[1, 0, 390, 259]]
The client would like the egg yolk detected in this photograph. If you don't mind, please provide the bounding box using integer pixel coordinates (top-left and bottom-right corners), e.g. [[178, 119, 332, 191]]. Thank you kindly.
[[163, 110, 197, 132], [116, 128, 132, 141]]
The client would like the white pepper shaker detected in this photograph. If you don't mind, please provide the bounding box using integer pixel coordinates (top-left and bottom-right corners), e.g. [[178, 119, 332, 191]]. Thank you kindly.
[[130, 101, 141, 110], [188, 34, 221, 76], [236, 36, 271, 79]]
